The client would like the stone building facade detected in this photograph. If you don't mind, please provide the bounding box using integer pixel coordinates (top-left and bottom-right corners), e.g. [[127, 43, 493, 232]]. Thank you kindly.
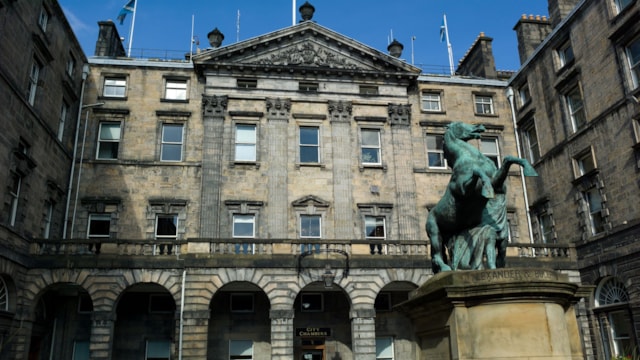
[[510, 0, 640, 358], [0, 1, 605, 360], [0, 0, 86, 358]]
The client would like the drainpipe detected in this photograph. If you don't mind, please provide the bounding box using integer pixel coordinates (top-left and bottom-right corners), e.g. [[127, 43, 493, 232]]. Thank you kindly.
[[178, 269, 186, 360], [63, 64, 90, 239], [506, 87, 535, 244]]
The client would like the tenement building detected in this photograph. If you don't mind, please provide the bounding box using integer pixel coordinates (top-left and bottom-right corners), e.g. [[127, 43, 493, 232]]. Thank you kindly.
[[4, 0, 635, 359], [510, 0, 640, 358]]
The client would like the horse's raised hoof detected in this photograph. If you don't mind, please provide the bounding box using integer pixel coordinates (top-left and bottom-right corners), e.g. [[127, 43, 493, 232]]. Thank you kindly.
[[523, 164, 538, 177]]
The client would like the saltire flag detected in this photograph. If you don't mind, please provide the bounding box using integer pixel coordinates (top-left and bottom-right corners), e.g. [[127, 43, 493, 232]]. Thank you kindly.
[[117, 0, 135, 25], [439, 17, 446, 43]]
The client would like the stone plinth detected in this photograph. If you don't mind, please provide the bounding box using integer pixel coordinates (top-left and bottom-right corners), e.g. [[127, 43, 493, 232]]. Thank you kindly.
[[397, 268, 592, 360]]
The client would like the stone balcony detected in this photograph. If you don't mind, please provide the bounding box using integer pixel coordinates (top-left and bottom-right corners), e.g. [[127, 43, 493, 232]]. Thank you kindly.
[[27, 238, 578, 270]]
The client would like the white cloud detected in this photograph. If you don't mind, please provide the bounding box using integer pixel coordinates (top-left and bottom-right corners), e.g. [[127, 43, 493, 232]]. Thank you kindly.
[[61, 6, 90, 33]]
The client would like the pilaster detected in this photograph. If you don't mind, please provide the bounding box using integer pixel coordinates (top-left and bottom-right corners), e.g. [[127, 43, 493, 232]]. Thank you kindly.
[[90, 311, 116, 360], [270, 309, 295, 360], [266, 98, 291, 239], [350, 308, 377, 360], [179, 309, 211, 359], [329, 100, 355, 239], [200, 95, 228, 238]]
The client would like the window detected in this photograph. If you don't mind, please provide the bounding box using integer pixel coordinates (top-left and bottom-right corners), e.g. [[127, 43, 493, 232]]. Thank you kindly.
[[72, 341, 90, 360], [229, 340, 253, 360], [361, 129, 381, 165], [237, 78, 257, 89], [626, 36, 640, 89], [42, 200, 53, 239], [366, 216, 386, 255], [231, 294, 254, 312], [566, 86, 586, 132], [9, 172, 21, 227], [161, 123, 184, 162], [376, 337, 394, 360], [103, 77, 126, 98], [97, 122, 121, 160], [0, 276, 9, 312], [595, 277, 632, 359], [38, 7, 49, 31], [66, 55, 76, 78], [299, 126, 320, 163], [615, 0, 633, 13], [360, 85, 379, 95], [374, 293, 391, 311], [164, 79, 187, 100], [537, 213, 554, 244], [474, 95, 494, 115], [145, 340, 170, 360], [522, 122, 540, 163], [426, 134, 447, 168], [300, 293, 323, 312], [300, 215, 321, 238], [58, 102, 68, 141], [365, 216, 386, 239], [518, 83, 531, 107], [87, 214, 110, 238], [421, 92, 442, 112], [235, 124, 256, 162], [480, 137, 500, 168], [27, 59, 42, 105], [558, 41, 575, 67], [299, 82, 318, 92], [155, 215, 178, 239], [576, 151, 596, 177], [233, 214, 255, 254], [583, 187, 605, 235]]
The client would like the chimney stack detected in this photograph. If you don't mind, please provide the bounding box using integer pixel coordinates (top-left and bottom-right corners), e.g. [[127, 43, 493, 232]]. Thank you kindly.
[[513, 14, 551, 65]]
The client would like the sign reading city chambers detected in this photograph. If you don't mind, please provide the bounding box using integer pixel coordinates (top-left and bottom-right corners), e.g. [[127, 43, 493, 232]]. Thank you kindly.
[[296, 327, 331, 337]]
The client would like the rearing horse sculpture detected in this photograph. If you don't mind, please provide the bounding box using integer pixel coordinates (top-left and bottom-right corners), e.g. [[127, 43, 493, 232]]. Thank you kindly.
[[426, 122, 538, 273]]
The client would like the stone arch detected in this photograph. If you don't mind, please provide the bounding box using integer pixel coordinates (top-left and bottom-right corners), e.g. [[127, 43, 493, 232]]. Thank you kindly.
[[345, 268, 426, 309], [21, 269, 95, 316]]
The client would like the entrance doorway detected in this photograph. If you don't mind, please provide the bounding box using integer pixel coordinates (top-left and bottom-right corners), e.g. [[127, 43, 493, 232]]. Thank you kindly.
[[301, 339, 324, 360]]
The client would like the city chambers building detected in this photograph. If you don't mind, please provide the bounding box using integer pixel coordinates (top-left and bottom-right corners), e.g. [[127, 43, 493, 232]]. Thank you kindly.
[[0, 0, 637, 359]]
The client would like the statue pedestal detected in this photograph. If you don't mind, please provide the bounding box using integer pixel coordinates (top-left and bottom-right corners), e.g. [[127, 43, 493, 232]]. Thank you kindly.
[[398, 269, 591, 360]]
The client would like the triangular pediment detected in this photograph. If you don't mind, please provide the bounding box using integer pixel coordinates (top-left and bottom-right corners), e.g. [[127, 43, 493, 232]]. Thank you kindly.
[[292, 195, 330, 208], [193, 21, 420, 77]]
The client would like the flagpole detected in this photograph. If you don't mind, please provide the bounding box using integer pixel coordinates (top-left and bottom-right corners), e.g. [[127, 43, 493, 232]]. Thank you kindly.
[[190, 14, 195, 60], [292, 0, 296, 25], [127, 0, 138, 57], [444, 14, 454, 75]]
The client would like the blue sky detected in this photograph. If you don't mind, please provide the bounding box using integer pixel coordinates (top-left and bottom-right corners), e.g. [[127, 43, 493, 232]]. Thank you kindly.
[[59, 0, 549, 73]]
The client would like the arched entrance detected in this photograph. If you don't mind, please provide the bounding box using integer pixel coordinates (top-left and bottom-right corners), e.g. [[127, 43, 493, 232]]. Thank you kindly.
[[27, 283, 93, 360], [294, 282, 351, 360], [112, 283, 176, 359], [374, 281, 418, 359], [207, 282, 271, 359]]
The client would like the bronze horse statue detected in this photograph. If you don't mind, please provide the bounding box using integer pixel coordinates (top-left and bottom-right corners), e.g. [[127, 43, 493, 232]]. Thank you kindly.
[[426, 122, 538, 273]]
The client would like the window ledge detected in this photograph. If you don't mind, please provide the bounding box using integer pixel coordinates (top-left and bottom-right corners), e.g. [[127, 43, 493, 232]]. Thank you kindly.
[[98, 96, 127, 101], [359, 164, 387, 172], [231, 161, 261, 169], [474, 112, 498, 118], [421, 110, 446, 115], [296, 162, 326, 169], [160, 98, 189, 103]]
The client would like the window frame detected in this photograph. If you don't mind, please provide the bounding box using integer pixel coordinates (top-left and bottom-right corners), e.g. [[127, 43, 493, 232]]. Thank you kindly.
[[595, 277, 633, 359], [66, 54, 76, 78], [38, 7, 49, 32], [625, 35, 640, 89], [359, 85, 379, 95], [9, 172, 21, 227], [518, 83, 531, 108], [102, 77, 127, 98], [164, 78, 188, 101], [421, 91, 442, 112], [72, 340, 90, 360], [145, 339, 171, 360], [232, 214, 255, 238], [376, 337, 394, 360], [87, 214, 111, 239], [365, 216, 386, 240], [573, 149, 597, 178], [0, 275, 10, 312], [42, 200, 54, 239], [474, 94, 494, 115], [160, 123, 184, 162], [360, 128, 382, 166], [537, 212, 554, 244], [155, 214, 178, 240], [522, 121, 540, 163], [237, 78, 257, 89], [425, 133, 447, 169], [558, 41, 575, 68], [614, 0, 633, 14], [299, 82, 319, 92], [299, 126, 320, 164], [58, 101, 68, 141], [28, 59, 42, 106], [300, 214, 322, 239], [234, 123, 257, 162], [96, 121, 121, 160], [566, 85, 587, 133], [583, 187, 605, 235], [479, 137, 501, 168]]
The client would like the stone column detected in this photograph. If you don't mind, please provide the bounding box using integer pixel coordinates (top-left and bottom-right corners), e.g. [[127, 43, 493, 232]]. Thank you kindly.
[[265, 98, 290, 239], [350, 308, 377, 360], [388, 104, 420, 240], [90, 311, 116, 360], [329, 101, 355, 239], [270, 309, 294, 359], [200, 95, 228, 238], [178, 309, 210, 359]]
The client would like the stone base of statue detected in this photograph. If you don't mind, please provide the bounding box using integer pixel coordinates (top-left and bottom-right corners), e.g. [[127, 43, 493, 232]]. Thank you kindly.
[[397, 268, 592, 360]]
